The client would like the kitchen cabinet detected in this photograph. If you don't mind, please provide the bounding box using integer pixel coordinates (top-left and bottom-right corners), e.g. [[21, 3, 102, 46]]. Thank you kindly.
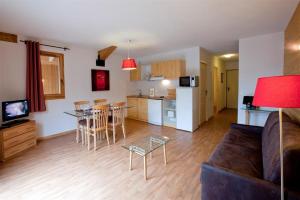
[[151, 59, 186, 80], [138, 98, 148, 122], [130, 65, 141, 81], [127, 97, 148, 122], [150, 62, 163, 77], [127, 97, 138, 119]]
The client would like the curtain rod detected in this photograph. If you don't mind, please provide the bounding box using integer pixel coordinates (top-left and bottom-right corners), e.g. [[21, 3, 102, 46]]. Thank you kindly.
[[20, 40, 70, 51]]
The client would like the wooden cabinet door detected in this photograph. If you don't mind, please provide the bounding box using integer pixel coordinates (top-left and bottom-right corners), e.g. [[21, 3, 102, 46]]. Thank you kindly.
[[127, 98, 138, 119], [138, 98, 148, 122], [151, 60, 186, 80], [151, 63, 162, 76], [170, 60, 186, 79], [130, 65, 141, 81]]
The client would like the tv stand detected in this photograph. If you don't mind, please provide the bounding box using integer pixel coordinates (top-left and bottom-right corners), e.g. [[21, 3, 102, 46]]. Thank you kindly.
[[0, 120, 36, 161], [1, 119, 30, 128]]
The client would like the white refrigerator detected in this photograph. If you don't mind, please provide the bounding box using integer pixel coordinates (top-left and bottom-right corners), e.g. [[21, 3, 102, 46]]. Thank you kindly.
[[176, 87, 199, 132]]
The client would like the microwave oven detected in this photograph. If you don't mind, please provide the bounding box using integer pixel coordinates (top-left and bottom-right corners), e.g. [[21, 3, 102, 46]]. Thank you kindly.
[[179, 76, 199, 87]]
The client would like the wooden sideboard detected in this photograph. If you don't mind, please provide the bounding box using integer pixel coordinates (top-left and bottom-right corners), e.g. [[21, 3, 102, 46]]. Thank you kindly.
[[0, 120, 37, 161]]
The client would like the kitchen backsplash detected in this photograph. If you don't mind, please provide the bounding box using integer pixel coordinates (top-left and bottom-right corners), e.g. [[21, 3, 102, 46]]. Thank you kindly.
[[127, 79, 179, 97]]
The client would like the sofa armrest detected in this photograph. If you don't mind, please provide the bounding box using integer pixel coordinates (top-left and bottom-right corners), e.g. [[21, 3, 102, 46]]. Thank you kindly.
[[230, 123, 263, 135], [201, 162, 300, 200]]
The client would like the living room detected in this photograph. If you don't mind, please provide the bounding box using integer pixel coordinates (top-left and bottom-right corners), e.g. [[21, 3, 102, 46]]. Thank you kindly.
[[0, 1, 300, 200]]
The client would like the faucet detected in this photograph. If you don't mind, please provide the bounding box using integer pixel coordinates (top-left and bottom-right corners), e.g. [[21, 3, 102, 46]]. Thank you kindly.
[[138, 89, 142, 97]]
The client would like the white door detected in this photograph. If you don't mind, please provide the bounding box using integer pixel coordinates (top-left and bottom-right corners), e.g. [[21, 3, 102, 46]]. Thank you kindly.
[[226, 70, 239, 109]]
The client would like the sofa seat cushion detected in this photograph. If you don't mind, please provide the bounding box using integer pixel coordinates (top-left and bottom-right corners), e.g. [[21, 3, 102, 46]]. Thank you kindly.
[[262, 112, 300, 191], [208, 127, 263, 178]]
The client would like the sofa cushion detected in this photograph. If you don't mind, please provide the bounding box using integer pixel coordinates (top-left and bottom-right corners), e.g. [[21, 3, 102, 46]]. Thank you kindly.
[[262, 112, 300, 190], [208, 127, 263, 178]]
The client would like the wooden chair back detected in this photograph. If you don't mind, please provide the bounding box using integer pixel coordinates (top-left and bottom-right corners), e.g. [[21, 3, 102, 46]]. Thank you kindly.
[[94, 98, 107, 105], [92, 104, 109, 131], [111, 102, 126, 126], [74, 100, 90, 110]]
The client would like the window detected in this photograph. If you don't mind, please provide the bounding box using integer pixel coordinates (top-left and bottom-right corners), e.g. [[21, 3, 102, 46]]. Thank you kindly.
[[40, 51, 65, 100]]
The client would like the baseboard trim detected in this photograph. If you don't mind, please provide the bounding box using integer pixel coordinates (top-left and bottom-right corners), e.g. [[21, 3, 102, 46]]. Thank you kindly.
[[37, 129, 76, 141]]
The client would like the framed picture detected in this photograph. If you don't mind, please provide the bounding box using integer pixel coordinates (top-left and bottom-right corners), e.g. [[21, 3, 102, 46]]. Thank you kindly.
[[91, 69, 110, 91]]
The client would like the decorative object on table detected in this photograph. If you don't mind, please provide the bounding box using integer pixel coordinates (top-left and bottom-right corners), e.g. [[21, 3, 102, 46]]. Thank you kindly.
[[96, 46, 117, 67], [243, 96, 256, 109], [149, 88, 155, 97], [253, 75, 300, 200], [122, 40, 137, 70], [91, 69, 110, 91]]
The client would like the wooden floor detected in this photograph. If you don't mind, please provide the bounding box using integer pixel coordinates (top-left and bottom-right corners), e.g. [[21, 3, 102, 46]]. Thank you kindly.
[[0, 109, 237, 200]]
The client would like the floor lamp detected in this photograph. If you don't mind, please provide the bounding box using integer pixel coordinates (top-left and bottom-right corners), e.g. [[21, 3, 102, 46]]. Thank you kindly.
[[252, 75, 300, 200]]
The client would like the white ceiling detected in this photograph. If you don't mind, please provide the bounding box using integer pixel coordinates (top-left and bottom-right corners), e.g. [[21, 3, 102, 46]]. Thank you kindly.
[[0, 0, 298, 56]]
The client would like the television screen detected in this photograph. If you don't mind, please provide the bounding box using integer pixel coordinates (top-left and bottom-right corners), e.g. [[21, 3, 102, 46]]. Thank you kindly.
[[243, 96, 254, 105], [91, 69, 110, 91], [2, 100, 29, 122]]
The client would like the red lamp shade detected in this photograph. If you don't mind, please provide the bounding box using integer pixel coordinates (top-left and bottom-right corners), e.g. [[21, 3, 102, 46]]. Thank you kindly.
[[122, 58, 137, 70], [253, 75, 300, 108]]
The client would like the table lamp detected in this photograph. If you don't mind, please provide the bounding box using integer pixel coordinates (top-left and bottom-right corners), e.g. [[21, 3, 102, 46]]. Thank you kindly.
[[252, 75, 300, 200]]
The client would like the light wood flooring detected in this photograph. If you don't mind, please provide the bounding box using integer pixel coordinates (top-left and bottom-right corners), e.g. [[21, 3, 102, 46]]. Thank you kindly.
[[0, 109, 237, 200]]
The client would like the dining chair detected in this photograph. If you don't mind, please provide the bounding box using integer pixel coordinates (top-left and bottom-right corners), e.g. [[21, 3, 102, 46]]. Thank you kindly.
[[108, 102, 126, 144], [94, 98, 107, 105], [87, 104, 109, 151], [74, 100, 90, 145]]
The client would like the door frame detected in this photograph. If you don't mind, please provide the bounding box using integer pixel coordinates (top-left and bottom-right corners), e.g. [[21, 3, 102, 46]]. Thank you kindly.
[[199, 61, 208, 124]]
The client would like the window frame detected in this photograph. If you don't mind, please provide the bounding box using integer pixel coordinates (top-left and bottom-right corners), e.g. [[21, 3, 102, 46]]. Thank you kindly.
[[40, 51, 65, 100]]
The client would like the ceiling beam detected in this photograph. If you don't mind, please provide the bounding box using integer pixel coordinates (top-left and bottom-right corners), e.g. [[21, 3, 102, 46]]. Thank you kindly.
[[98, 46, 117, 60]]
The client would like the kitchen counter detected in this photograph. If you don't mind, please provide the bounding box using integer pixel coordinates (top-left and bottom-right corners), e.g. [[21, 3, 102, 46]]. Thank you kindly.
[[127, 95, 175, 100]]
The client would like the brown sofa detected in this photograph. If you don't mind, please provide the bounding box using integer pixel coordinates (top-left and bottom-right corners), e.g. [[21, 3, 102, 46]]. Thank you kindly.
[[201, 112, 300, 200]]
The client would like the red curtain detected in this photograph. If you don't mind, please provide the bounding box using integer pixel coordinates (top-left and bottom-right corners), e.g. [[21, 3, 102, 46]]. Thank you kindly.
[[25, 41, 46, 112]]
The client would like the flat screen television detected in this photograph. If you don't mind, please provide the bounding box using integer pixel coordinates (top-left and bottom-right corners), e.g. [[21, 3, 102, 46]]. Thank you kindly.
[[242, 96, 256, 109], [2, 99, 29, 122]]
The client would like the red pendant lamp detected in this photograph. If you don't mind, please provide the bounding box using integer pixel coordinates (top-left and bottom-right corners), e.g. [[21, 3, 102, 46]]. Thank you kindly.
[[122, 40, 137, 70]]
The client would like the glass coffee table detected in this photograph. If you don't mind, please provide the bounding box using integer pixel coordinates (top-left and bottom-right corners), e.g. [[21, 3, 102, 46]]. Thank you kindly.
[[122, 135, 170, 180]]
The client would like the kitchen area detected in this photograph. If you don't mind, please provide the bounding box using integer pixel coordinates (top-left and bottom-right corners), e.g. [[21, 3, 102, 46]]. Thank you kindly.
[[126, 59, 199, 132]]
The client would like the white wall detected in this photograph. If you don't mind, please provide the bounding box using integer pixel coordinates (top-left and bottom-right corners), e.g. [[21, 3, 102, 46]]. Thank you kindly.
[[225, 60, 239, 70], [0, 39, 129, 137], [127, 47, 200, 96], [238, 32, 284, 126]]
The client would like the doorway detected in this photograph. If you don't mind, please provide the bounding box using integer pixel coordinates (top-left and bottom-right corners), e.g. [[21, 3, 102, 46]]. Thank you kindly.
[[200, 62, 207, 124], [226, 69, 239, 109], [213, 67, 218, 114]]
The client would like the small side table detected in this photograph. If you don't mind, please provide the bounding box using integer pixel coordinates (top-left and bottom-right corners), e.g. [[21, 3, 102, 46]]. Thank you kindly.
[[241, 107, 275, 125], [123, 135, 170, 180]]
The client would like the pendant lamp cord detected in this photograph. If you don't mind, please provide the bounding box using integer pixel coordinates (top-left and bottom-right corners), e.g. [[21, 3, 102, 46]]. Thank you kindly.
[[127, 40, 130, 59]]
